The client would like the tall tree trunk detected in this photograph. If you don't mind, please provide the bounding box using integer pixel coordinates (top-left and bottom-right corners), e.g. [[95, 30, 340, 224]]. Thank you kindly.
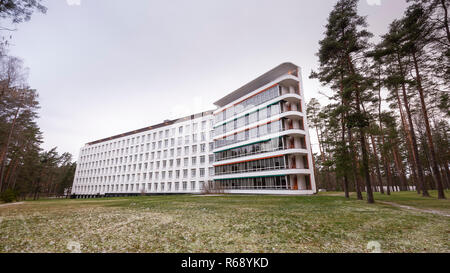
[[397, 53, 428, 196], [440, 0, 450, 44], [359, 129, 375, 203], [382, 153, 392, 195], [444, 159, 450, 189], [316, 127, 331, 190], [343, 176, 350, 198], [412, 52, 446, 199], [347, 55, 374, 203], [391, 144, 408, 190], [348, 130, 363, 200], [4, 159, 19, 190], [0, 106, 20, 191], [370, 134, 384, 194], [340, 68, 350, 199], [377, 80, 391, 195], [390, 163, 398, 192], [394, 86, 420, 193]]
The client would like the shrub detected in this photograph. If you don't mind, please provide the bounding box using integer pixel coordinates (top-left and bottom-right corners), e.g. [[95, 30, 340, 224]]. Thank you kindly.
[[0, 189, 17, 203], [201, 181, 225, 195]]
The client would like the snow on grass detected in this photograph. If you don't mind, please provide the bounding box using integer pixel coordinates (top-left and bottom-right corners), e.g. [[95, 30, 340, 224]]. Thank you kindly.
[[0, 194, 448, 253]]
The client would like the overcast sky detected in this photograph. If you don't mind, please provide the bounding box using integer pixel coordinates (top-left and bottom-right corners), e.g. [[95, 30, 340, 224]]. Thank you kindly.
[[6, 0, 408, 159]]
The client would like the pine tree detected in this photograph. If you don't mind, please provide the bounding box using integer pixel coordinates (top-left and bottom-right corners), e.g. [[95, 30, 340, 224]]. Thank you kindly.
[[402, 3, 446, 199], [311, 0, 375, 203]]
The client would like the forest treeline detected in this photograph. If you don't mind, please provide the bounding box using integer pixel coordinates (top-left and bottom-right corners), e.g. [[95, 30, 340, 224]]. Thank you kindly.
[[0, 0, 76, 202], [308, 0, 449, 202]]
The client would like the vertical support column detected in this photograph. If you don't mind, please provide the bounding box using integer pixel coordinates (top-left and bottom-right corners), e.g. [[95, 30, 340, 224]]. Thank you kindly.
[[294, 137, 301, 149], [298, 175, 307, 190], [296, 155, 303, 169], [298, 67, 317, 193], [289, 85, 296, 94]]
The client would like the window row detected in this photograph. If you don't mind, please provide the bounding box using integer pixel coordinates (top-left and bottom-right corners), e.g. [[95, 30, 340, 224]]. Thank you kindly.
[[214, 137, 285, 162], [74, 181, 209, 193], [78, 143, 214, 168], [214, 156, 287, 175], [214, 120, 283, 149], [78, 153, 214, 174], [75, 167, 213, 184], [80, 135, 213, 162], [215, 86, 280, 123], [81, 119, 214, 156], [214, 103, 281, 137], [216, 176, 289, 190]]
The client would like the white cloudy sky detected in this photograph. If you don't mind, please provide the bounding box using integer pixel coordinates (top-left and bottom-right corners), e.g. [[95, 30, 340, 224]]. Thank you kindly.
[[5, 0, 408, 159]]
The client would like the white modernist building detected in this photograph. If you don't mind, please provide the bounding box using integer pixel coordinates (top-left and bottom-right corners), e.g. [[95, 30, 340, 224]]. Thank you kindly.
[[71, 63, 316, 197], [71, 112, 215, 197], [212, 63, 316, 195]]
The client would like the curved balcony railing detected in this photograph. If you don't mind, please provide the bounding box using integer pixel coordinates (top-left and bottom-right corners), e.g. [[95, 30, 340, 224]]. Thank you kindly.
[[215, 145, 287, 162], [214, 120, 283, 149], [215, 85, 280, 123], [215, 164, 288, 176], [215, 137, 308, 162]]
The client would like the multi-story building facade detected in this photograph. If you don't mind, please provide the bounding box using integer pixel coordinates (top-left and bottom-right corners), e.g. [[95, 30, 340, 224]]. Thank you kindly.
[[212, 63, 316, 194], [71, 111, 215, 197], [71, 62, 316, 197]]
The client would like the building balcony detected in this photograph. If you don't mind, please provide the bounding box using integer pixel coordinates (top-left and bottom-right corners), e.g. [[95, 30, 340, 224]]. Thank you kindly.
[[213, 168, 313, 180], [213, 148, 308, 166]]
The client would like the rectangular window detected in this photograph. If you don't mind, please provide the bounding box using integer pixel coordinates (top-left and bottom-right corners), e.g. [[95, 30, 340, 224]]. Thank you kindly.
[[226, 122, 234, 133], [237, 116, 245, 128], [259, 107, 268, 120], [250, 127, 258, 138], [249, 111, 257, 124]]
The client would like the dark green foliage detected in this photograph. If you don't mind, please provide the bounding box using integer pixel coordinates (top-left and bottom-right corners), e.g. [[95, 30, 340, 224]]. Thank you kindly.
[[0, 9, 76, 199], [0, 188, 16, 202], [310, 0, 449, 200], [438, 92, 450, 117], [0, 0, 46, 24], [311, 0, 376, 203]]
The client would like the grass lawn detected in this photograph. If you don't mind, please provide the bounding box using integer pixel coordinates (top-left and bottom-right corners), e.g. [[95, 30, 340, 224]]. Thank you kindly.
[[0, 191, 449, 253], [319, 190, 450, 214]]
